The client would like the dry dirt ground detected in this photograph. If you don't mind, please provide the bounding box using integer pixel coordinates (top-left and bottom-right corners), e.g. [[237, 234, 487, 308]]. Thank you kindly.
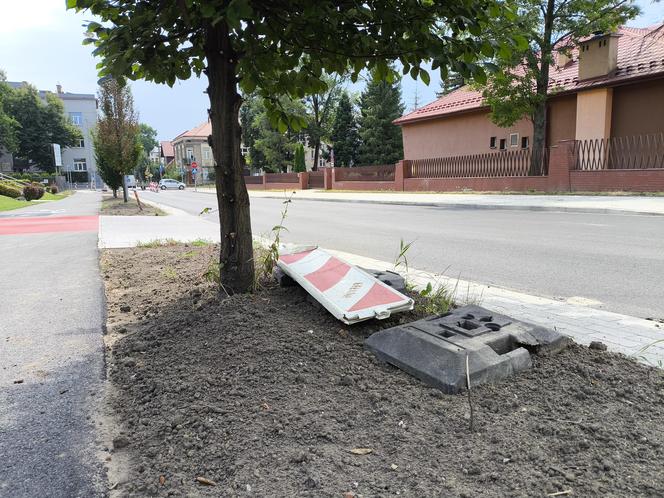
[[101, 194, 166, 216], [100, 244, 664, 497]]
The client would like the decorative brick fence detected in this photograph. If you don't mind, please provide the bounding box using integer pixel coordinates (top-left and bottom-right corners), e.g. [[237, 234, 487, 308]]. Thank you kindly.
[[243, 135, 664, 193]]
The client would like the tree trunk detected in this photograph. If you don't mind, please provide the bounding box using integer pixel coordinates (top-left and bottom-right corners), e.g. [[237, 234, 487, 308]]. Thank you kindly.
[[113, 188, 118, 198], [205, 22, 255, 294], [530, 0, 556, 176], [312, 140, 320, 172], [531, 101, 547, 175], [122, 178, 128, 202]]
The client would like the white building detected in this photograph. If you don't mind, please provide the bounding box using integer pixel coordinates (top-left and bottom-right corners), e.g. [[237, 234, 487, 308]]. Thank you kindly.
[[57, 85, 100, 187], [7, 83, 99, 186]]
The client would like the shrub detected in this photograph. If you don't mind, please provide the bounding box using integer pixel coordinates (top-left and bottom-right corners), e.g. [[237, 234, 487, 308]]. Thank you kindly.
[[50, 185, 59, 194], [23, 184, 45, 201], [0, 182, 23, 199]]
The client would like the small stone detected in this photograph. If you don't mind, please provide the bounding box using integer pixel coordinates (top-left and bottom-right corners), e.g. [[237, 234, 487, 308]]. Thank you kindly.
[[589, 341, 607, 351], [112, 435, 130, 449], [120, 305, 131, 313], [13, 379, 24, 384], [339, 375, 353, 386], [304, 476, 319, 489]]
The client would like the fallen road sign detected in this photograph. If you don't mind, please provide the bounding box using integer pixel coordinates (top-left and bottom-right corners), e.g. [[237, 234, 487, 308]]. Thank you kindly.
[[278, 247, 414, 325]]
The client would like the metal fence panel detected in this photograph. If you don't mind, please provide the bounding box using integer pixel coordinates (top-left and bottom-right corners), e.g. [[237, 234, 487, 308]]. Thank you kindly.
[[574, 134, 664, 170], [408, 149, 548, 179]]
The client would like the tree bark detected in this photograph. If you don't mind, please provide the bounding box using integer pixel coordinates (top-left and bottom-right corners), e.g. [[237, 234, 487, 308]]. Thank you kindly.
[[122, 178, 128, 202], [205, 22, 255, 294], [531, 0, 556, 175], [312, 140, 320, 172]]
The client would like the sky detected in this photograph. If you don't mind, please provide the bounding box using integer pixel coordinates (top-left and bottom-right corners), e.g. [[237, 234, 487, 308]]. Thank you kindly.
[[0, 1, 661, 142]]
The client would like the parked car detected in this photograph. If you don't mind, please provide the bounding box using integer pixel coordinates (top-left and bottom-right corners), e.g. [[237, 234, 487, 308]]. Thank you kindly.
[[158, 179, 185, 190]]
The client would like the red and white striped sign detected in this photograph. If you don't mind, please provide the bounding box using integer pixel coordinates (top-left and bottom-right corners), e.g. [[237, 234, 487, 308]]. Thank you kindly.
[[278, 247, 413, 324]]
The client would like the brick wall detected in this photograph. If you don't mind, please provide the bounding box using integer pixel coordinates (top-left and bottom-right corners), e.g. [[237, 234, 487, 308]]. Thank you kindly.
[[242, 142, 664, 193], [570, 169, 664, 192]]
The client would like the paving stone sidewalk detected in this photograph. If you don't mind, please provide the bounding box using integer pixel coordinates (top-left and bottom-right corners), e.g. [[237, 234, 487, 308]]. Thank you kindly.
[[325, 248, 664, 368]]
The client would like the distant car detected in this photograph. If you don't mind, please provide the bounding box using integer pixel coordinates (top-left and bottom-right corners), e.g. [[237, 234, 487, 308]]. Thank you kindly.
[[158, 179, 185, 190]]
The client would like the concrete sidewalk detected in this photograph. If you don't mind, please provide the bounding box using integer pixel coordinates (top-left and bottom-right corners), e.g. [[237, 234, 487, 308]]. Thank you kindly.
[[98, 200, 219, 248], [100, 199, 664, 369], [236, 189, 664, 216]]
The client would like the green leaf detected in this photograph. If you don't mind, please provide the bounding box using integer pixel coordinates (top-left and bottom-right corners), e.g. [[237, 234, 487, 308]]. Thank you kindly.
[[480, 42, 494, 58], [419, 69, 430, 86]]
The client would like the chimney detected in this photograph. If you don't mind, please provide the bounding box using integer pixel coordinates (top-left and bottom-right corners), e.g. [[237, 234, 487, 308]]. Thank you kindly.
[[56, 84, 63, 94], [577, 32, 621, 80], [556, 50, 572, 68]]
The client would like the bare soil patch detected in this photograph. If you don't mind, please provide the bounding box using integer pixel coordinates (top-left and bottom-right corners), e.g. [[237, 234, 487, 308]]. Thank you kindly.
[[100, 244, 664, 497], [101, 194, 166, 216]]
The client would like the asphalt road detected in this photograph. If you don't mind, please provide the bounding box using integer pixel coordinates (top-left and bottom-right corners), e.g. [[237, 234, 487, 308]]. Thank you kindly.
[[141, 189, 664, 318], [0, 192, 105, 497]]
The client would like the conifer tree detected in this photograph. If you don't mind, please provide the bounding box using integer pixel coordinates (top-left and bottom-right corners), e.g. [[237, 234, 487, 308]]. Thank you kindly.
[[293, 143, 306, 172], [358, 75, 404, 166], [330, 92, 360, 167]]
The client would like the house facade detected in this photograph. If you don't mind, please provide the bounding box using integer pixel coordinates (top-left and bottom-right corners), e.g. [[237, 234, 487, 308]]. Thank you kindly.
[[395, 25, 664, 161], [58, 86, 100, 187], [172, 121, 215, 169], [159, 140, 175, 167]]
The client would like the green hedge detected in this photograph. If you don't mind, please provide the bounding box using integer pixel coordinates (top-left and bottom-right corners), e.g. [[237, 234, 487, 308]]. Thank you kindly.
[[23, 183, 45, 201], [0, 182, 23, 199]]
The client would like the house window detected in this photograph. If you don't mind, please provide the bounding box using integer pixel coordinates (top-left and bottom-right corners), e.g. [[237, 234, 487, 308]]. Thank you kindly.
[[203, 149, 211, 160], [186, 147, 194, 162], [521, 136, 530, 149], [73, 158, 87, 171], [76, 138, 85, 148], [509, 133, 519, 147], [499, 139, 506, 150], [69, 112, 83, 126], [489, 136, 497, 149]]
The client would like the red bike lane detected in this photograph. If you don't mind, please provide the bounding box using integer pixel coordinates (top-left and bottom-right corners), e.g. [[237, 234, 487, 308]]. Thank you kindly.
[[0, 215, 99, 236]]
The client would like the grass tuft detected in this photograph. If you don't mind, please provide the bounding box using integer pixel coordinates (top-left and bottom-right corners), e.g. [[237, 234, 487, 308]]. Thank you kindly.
[[136, 238, 179, 248]]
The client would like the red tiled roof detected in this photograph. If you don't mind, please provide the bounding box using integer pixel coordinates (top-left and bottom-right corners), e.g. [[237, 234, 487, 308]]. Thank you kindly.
[[160, 140, 174, 158], [395, 24, 664, 125], [172, 121, 212, 142]]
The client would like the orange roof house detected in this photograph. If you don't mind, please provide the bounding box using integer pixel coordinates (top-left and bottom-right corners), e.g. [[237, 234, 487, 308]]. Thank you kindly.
[[395, 24, 664, 160], [171, 121, 215, 170]]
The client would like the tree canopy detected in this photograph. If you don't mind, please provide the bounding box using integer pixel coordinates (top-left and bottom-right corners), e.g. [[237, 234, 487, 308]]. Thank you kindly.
[[69, 0, 517, 293], [4, 84, 80, 171], [481, 0, 639, 157], [0, 71, 19, 154], [93, 79, 141, 199]]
